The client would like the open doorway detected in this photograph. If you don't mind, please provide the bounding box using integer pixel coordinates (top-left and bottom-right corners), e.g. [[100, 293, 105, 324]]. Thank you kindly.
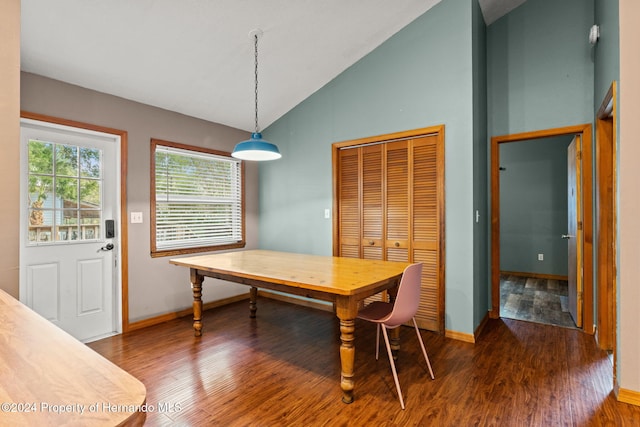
[[490, 124, 594, 334], [498, 135, 577, 328]]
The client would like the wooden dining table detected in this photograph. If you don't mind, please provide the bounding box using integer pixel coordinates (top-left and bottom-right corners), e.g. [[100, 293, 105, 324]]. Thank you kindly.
[[0, 289, 147, 426], [169, 249, 411, 404]]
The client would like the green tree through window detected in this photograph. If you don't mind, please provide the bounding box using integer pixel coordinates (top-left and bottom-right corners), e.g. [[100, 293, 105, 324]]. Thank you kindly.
[[27, 140, 102, 243]]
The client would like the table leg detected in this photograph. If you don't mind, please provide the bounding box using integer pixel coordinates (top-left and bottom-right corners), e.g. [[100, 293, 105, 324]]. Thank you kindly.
[[339, 318, 356, 403], [190, 269, 204, 337], [249, 287, 258, 318], [335, 296, 357, 404]]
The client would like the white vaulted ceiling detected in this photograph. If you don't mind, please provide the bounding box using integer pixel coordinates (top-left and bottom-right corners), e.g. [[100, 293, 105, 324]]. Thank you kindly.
[[20, 0, 524, 132]]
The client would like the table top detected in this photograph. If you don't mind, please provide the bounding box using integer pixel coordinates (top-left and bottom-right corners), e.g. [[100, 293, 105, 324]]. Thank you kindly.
[[170, 249, 411, 296], [0, 289, 146, 426]]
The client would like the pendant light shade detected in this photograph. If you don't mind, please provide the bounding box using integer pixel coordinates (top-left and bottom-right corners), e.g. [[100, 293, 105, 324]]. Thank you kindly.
[[232, 29, 281, 161], [232, 132, 281, 161]]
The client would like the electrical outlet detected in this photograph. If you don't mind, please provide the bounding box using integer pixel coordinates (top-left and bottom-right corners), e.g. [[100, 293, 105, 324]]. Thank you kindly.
[[538, 253, 544, 261]]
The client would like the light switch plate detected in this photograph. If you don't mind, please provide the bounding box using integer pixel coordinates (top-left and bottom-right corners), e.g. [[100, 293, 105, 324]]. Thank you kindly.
[[131, 212, 143, 223]]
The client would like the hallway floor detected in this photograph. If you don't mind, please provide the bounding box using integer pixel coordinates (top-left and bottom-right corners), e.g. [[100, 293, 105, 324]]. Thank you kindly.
[[500, 273, 577, 329]]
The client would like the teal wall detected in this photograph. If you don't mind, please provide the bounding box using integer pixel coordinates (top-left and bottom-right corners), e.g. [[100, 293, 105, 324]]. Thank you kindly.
[[260, 0, 478, 334], [259, 0, 598, 336], [472, 0, 490, 331], [594, 0, 619, 107], [499, 136, 572, 276], [487, 0, 595, 136]]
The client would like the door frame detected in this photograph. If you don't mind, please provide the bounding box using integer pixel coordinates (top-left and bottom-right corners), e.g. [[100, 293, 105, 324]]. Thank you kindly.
[[595, 81, 617, 354], [20, 111, 131, 333], [490, 124, 594, 334]]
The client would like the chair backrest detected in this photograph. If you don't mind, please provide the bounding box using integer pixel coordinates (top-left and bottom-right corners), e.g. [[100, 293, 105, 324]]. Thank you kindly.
[[384, 263, 423, 327]]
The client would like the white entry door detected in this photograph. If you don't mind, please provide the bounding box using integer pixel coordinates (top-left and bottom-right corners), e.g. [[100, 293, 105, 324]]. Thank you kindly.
[[20, 119, 121, 342]]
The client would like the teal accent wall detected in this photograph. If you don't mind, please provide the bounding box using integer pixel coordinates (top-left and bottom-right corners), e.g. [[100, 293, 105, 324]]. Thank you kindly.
[[594, 0, 619, 107], [259, 0, 598, 336], [499, 136, 573, 276], [472, 0, 490, 331], [260, 0, 478, 334], [487, 0, 595, 136]]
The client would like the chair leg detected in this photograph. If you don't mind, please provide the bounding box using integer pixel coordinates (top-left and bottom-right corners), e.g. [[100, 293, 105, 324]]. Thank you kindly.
[[412, 317, 435, 380], [375, 324, 380, 360], [381, 326, 405, 410]]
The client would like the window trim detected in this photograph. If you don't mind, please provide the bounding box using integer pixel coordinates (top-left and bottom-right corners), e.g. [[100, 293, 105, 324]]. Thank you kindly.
[[150, 138, 245, 258]]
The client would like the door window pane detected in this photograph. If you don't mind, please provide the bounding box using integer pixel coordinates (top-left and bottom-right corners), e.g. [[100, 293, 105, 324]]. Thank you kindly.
[[57, 210, 79, 241], [55, 144, 79, 177], [80, 179, 101, 206], [80, 210, 101, 240], [80, 147, 101, 178], [28, 175, 53, 211], [55, 178, 78, 208], [28, 141, 53, 174]]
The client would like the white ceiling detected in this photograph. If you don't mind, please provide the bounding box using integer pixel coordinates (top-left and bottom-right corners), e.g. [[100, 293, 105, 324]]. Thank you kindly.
[[21, 0, 523, 132], [478, 0, 527, 25]]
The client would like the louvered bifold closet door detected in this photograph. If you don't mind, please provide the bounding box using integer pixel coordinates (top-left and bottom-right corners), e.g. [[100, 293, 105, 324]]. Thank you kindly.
[[362, 145, 384, 260], [334, 126, 445, 334], [338, 149, 360, 258], [361, 145, 386, 305], [411, 135, 443, 332], [385, 141, 409, 262]]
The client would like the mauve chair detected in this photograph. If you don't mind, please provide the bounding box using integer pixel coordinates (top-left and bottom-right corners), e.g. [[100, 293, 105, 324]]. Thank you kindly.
[[357, 262, 435, 409]]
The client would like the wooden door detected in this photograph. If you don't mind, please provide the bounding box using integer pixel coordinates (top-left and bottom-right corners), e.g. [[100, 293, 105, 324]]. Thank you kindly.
[[337, 148, 360, 258], [567, 136, 583, 327], [333, 126, 445, 334], [412, 135, 443, 331], [385, 141, 409, 262], [362, 145, 384, 260]]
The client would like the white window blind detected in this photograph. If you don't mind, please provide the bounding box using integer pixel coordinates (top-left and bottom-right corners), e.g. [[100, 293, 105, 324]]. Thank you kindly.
[[154, 144, 242, 251]]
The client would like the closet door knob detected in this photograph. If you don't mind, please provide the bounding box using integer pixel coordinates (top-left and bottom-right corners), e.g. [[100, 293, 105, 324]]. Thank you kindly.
[[369, 240, 375, 245], [394, 242, 400, 247]]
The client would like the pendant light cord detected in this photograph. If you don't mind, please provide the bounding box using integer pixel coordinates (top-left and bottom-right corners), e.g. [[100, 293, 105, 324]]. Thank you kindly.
[[254, 33, 260, 134]]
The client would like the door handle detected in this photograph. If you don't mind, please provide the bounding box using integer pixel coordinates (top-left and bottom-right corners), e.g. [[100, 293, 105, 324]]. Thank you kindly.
[[561, 234, 574, 239], [100, 243, 114, 251]]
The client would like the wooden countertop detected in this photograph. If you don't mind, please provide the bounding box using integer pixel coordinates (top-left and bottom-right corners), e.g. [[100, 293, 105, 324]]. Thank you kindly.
[[0, 289, 146, 426]]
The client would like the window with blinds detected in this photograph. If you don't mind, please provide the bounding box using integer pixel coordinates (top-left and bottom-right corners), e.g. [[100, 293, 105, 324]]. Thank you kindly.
[[151, 139, 245, 257]]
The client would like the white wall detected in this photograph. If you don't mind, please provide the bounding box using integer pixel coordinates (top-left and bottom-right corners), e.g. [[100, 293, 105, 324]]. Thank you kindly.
[[618, 0, 640, 398]]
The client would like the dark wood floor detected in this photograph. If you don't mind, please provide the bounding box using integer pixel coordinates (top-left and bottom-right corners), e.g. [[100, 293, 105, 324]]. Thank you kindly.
[[88, 298, 640, 426]]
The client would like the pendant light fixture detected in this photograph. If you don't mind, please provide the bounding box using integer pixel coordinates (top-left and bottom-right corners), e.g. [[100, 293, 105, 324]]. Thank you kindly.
[[232, 29, 281, 161]]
